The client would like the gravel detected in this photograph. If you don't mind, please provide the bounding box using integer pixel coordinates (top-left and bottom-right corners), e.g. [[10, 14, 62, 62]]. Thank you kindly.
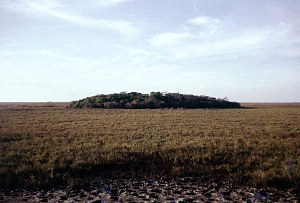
[[1, 176, 299, 202]]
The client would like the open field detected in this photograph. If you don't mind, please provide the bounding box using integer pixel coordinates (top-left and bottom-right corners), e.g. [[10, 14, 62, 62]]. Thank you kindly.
[[0, 102, 299, 191], [241, 102, 300, 108]]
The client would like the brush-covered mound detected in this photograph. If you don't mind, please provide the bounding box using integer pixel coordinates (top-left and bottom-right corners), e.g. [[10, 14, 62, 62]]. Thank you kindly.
[[70, 92, 241, 109]]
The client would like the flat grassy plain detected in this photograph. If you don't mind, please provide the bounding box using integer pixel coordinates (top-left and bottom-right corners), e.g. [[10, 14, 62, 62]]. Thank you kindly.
[[0, 102, 299, 190]]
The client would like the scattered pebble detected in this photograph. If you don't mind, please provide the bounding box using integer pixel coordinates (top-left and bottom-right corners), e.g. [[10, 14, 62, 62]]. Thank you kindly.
[[0, 176, 299, 202]]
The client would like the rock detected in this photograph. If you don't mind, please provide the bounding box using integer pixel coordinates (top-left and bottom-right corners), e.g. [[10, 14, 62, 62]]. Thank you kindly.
[[222, 191, 231, 196], [184, 197, 196, 202], [90, 189, 99, 195], [140, 188, 147, 193], [177, 197, 184, 202], [149, 193, 159, 199], [87, 195, 95, 200], [243, 191, 254, 198], [131, 192, 138, 197], [90, 200, 103, 203], [251, 190, 268, 202], [147, 178, 155, 183], [142, 198, 151, 201], [208, 197, 217, 202], [230, 191, 239, 198], [110, 195, 119, 200], [138, 193, 146, 198], [166, 196, 175, 201], [1, 176, 298, 202], [204, 192, 212, 197], [186, 191, 196, 195], [60, 195, 68, 200], [174, 190, 182, 194], [151, 188, 161, 193]]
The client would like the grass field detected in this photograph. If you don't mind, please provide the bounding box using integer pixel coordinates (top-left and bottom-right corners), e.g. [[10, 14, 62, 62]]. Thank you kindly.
[[0, 102, 299, 190]]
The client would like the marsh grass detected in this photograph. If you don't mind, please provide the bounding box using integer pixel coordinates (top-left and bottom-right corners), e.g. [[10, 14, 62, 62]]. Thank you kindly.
[[0, 103, 299, 190]]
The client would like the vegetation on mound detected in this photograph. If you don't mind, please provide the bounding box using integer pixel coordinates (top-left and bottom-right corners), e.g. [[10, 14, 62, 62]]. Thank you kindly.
[[0, 103, 299, 191], [70, 92, 241, 109]]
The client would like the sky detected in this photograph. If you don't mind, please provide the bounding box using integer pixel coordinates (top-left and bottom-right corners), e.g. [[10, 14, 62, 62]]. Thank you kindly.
[[0, 0, 299, 102]]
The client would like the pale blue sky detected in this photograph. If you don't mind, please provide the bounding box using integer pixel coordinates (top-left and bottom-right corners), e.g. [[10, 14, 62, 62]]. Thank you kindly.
[[0, 0, 299, 102]]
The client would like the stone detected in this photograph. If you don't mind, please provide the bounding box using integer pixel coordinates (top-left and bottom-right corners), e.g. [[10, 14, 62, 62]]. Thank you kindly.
[[230, 191, 239, 198], [90, 189, 99, 195], [60, 195, 68, 200], [174, 190, 182, 194], [151, 188, 161, 193], [149, 193, 159, 199], [1, 176, 298, 202], [90, 199, 103, 203], [186, 191, 196, 195], [110, 195, 119, 200], [184, 197, 196, 202]]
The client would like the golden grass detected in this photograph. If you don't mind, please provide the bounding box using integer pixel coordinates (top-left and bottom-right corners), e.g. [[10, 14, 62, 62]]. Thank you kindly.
[[0, 103, 299, 189]]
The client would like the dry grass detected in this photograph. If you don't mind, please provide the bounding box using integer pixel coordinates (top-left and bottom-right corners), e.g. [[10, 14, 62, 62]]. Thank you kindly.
[[0, 102, 299, 190], [241, 102, 300, 108]]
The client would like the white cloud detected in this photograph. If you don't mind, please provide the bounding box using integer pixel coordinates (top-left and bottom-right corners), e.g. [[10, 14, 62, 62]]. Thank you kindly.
[[26, 0, 63, 10], [7, 0, 140, 36], [187, 16, 220, 34], [97, 0, 132, 7], [188, 31, 267, 57], [187, 16, 220, 26], [149, 15, 222, 47], [148, 15, 299, 63], [157, 30, 270, 61], [149, 32, 191, 46]]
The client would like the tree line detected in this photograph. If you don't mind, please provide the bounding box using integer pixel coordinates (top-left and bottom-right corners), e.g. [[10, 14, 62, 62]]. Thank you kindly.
[[70, 92, 241, 109]]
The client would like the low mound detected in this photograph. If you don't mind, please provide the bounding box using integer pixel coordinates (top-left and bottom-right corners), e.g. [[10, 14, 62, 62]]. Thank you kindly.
[[70, 92, 241, 109]]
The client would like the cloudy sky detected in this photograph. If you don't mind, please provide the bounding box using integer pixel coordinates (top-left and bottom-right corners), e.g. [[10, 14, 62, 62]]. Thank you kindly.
[[1, 0, 299, 102]]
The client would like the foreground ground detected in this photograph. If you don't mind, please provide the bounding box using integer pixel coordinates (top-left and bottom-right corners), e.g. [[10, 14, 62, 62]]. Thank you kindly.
[[0, 103, 299, 198], [1, 176, 299, 202]]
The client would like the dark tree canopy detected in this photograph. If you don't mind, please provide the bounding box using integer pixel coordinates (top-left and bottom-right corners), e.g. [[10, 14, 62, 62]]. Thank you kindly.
[[70, 92, 241, 109]]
